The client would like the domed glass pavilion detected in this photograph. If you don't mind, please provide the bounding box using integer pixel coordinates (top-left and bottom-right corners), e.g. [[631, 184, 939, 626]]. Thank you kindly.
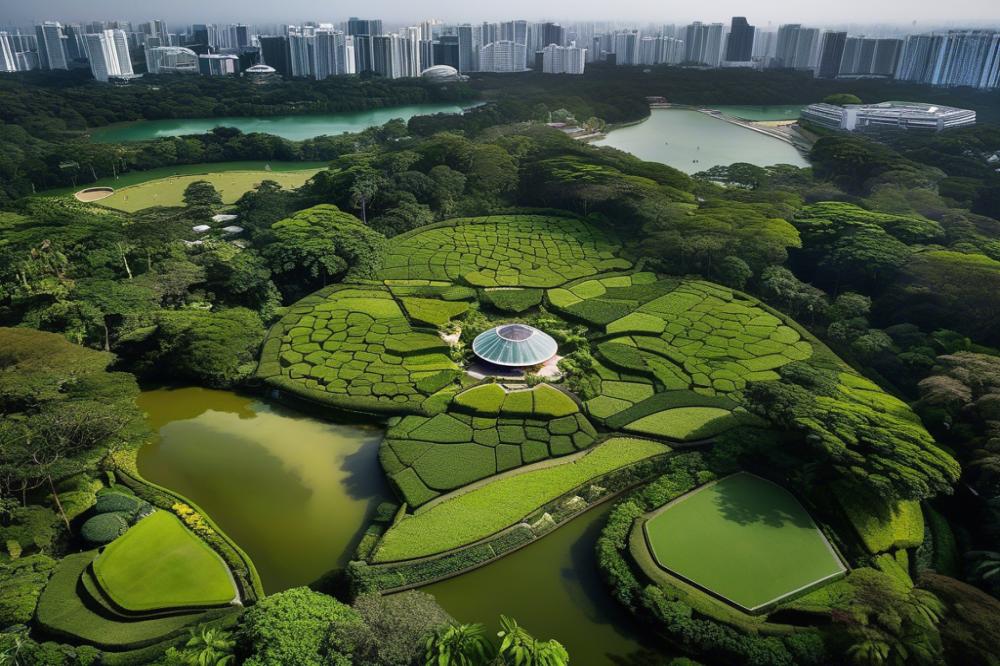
[[472, 324, 558, 367]]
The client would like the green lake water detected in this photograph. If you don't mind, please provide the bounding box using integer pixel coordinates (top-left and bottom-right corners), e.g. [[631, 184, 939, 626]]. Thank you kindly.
[[593, 108, 809, 173], [136, 387, 388, 593], [91, 103, 466, 142], [136, 388, 672, 662]]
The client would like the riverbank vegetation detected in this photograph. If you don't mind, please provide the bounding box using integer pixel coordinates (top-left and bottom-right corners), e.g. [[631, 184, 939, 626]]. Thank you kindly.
[[2, 65, 1000, 665]]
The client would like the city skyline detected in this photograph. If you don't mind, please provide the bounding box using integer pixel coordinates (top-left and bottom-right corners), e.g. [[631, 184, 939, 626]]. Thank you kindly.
[[3, 1, 999, 28]]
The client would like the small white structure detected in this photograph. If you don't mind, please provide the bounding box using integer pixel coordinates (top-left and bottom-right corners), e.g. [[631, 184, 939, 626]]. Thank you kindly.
[[212, 214, 238, 223], [192, 224, 211, 233], [222, 226, 245, 235]]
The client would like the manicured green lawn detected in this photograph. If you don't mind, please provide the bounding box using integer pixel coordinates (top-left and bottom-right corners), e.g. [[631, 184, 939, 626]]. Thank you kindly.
[[644, 472, 845, 612], [97, 168, 322, 212], [93, 511, 236, 612], [623, 406, 738, 441], [36, 551, 230, 649], [374, 437, 670, 562]]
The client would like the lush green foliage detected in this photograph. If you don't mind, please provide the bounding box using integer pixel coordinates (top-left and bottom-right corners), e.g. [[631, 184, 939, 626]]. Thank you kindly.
[[257, 285, 458, 413], [378, 215, 630, 286], [374, 437, 670, 561], [0, 554, 56, 625], [236, 587, 362, 666], [381, 389, 597, 506]]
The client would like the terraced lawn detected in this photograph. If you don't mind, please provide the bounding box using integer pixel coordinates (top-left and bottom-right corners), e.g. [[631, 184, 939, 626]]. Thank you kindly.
[[380, 384, 597, 506], [643, 473, 845, 612], [373, 437, 671, 562], [93, 511, 236, 612], [378, 215, 632, 287], [256, 284, 459, 413], [97, 168, 323, 212]]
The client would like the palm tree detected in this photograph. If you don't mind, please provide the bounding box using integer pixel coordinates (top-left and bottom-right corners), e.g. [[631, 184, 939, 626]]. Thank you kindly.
[[423, 623, 493, 666], [177, 626, 235, 666], [967, 550, 1000, 592], [846, 635, 891, 666], [496, 615, 570, 666]]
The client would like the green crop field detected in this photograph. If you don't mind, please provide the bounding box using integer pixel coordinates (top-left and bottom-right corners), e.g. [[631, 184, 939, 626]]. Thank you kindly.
[[373, 437, 670, 562], [378, 215, 632, 287], [93, 511, 236, 612], [96, 168, 323, 212], [643, 473, 845, 612]]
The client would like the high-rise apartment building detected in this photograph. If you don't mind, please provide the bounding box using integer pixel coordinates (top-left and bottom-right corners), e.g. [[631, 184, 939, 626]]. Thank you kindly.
[[684, 22, 724, 66], [314, 29, 349, 79], [198, 53, 238, 75], [85, 29, 133, 82], [897, 31, 1000, 89], [725, 17, 755, 62], [817, 31, 847, 78], [479, 40, 527, 72], [774, 24, 820, 69], [36, 22, 69, 70], [613, 31, 640, 66], [288, 29, 314, 77], [541, 42, 586, 74], [0, 33, 16, 72], [457, 24, 475, 72], [259, 36, 291, 77]]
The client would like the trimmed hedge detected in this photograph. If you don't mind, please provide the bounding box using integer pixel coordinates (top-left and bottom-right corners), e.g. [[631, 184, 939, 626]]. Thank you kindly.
[[378, 215, 632, 287], [381, 391, 598, 506], [480, 288, 544, 313], [373, 437, 671, 562], [81, 512, 130, 545], [256, 285, 459, 415]]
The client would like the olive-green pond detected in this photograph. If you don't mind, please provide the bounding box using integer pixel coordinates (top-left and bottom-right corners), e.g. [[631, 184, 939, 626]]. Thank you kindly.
[[136, 387, 672, 663]]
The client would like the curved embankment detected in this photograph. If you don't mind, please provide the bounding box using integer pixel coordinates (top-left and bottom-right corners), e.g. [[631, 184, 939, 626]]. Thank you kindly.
[[74, 186, 114, 202]]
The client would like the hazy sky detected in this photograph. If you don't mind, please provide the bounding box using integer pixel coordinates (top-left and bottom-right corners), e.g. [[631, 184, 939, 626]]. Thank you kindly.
[[3, 0, 997, 28]]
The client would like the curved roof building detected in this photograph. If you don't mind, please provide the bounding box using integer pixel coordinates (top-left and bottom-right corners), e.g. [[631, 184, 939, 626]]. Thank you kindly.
[[421, 65, 464, 82], [472, 324, 558, 367]]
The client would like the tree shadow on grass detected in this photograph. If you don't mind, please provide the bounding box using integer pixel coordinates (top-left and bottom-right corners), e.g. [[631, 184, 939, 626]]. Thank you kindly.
[[712, 475, 815, 530]]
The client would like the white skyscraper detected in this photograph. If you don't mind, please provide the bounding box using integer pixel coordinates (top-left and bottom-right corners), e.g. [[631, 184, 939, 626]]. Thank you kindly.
[[289, 30, 314, 78], [36, 21, 69, 70], [479, 40, 527, 72], [85, 29, 133, 82], [542, 42, 586, 74], [0, 32, 16, 72], [404, 26, 422, 76], [314, 29, 348, 79]]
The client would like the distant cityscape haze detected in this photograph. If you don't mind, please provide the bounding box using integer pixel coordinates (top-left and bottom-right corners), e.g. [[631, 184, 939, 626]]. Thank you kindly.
[[2, 0, 998, 26]]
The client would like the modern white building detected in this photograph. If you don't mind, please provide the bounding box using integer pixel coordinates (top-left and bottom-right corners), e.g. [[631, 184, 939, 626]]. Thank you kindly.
[[0, 33, 16, 72], [145, 46, 198, 74], [36, 21, 69, 70], [479, 40, 527, 72], [85, 29, 133, 82], [541, 42, 586, 74], [802, 101, 976, 132], [314, 29, 349, 79], [198, 53, 238, 76]]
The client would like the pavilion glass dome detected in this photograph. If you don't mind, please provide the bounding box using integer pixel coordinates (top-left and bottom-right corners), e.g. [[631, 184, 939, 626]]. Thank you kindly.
[[472, 324, 558, 367]]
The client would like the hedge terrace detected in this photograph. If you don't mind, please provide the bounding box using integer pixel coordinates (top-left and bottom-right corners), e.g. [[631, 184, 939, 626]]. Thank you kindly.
[[373, 437, 672, 562], [257, 284, 458, 414], [378, 215, 632, 287], [380, 384, 598, 506]]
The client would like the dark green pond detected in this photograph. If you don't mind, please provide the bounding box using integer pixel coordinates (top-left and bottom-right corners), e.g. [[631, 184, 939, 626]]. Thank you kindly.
[[136, 388, 672, 662], [91, 103, 466, 142]]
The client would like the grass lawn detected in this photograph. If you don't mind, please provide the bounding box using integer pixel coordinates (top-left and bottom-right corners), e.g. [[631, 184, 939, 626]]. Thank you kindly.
[[93, 511, 236, 612], [39, 161, 327, 197], [96, 168, 322, 212], [623, 406, 737, 441], [36, 551, 231, 649], [643, 472, 845, 612], [374, 437, 670, 562]]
